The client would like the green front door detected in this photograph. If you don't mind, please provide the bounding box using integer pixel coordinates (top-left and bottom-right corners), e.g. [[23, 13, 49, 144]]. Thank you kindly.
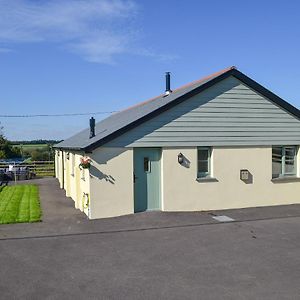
[[134, 148, 161, 212]]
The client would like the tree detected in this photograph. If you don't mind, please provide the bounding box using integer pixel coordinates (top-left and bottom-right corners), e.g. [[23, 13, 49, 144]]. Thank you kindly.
[[30, 149, 49, 161], [0, 123, 21, 159]]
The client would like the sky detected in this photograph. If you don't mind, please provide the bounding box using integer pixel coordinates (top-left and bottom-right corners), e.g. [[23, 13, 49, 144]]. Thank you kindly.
[[0, 0, 300, 141]]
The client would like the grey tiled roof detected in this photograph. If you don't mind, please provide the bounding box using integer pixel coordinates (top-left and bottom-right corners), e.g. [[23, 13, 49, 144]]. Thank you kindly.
[[55, 66, 300, 151], [55, 67, 234, 151]]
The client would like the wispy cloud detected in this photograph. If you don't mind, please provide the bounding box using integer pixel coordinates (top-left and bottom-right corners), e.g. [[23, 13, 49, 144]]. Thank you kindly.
[[135, 49, 179, 62], [0, 0, 173, 64], [67, 31, 132, 64], [0, 47, 12, 53]]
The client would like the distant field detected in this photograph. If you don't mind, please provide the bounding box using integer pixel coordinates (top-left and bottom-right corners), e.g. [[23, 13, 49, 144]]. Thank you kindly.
[[9, 144, 55, 175], [12, 144, 49, 150]]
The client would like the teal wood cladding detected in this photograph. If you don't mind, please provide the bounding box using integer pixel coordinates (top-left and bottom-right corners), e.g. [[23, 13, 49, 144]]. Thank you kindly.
[[105, 76, 300, 147]]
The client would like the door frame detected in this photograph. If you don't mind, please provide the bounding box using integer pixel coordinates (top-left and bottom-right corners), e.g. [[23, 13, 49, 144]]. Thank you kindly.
[[133, 147, 162, 212]]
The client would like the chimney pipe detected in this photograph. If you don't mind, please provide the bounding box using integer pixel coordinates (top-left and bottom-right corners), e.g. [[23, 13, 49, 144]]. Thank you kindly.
[[165, 72, 172, 96], [89, 117, 95, 138]]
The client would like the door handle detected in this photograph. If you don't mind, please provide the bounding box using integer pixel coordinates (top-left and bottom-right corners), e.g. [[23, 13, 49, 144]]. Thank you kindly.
[[134, 173, 138, 183]]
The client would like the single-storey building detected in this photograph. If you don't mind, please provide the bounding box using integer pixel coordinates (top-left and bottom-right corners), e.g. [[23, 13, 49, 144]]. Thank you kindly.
[[54, 66, 300, 219]]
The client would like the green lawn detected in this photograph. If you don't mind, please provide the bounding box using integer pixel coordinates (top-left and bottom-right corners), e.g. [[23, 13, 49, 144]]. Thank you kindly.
[[0, 185, 42, 224]]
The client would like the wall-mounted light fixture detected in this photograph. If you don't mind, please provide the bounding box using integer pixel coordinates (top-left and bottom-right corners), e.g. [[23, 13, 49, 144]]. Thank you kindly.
[[178, 152, 184, 164], [66, 152, 70, 160]]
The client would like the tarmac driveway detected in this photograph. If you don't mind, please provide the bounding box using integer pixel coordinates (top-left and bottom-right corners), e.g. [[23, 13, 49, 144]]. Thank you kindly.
[[0, 178, 300, 299]]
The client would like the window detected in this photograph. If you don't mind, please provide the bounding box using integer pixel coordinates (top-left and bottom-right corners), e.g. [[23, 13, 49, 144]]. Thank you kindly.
[[272, 146, 297, 178], [197, 147, 211, 178], [144, 157, 150, 172]]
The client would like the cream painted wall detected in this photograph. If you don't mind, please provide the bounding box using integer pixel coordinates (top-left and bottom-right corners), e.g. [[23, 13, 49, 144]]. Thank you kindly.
[[55, 145, 300, 219], [162, 146, 300, 211], [55, 151, 58, 179], [55, 150, 90, 217], [55, 150, 60, 180], [55, 150, 64, 189], [89, 147, 134, 219], [73, 153, 90, 216], [64, 152, 71, 197]]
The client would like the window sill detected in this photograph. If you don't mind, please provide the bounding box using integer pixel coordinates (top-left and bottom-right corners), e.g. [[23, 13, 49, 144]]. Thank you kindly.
[[196, 177, 218, 183], [271, 176, 300, 183]]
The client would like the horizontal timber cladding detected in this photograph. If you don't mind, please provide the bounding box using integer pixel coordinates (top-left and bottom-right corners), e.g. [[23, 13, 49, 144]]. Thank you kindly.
[[105, 76, 300, 147]]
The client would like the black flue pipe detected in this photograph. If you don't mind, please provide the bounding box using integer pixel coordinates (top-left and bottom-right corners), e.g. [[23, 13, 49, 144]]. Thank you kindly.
[[165, 72, 171, 93], [89, 117, 95, 138]]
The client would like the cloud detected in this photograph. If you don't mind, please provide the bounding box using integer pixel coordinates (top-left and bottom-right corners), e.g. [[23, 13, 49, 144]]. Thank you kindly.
[[0, 47, 12, 53], [67, 31, 132, 64], [135, 49, 180, 62], [0, 0, 143, 63]]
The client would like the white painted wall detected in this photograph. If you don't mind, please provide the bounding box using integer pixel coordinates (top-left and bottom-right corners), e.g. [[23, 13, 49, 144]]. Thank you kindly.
[[162, 146, 300, 211], [89, 147, 134, 219]]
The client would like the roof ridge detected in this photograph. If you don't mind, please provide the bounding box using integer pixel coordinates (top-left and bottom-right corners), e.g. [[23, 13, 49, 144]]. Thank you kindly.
[[112, 66, 236, 116], [172, 66, 236, 93]]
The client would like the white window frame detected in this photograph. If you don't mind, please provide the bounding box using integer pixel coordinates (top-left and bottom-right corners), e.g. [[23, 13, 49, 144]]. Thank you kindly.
[[197, 147, 211, 178], [272, 146, 297, 178]]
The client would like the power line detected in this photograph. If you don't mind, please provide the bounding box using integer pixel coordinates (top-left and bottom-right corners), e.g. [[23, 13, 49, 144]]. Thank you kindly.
[[0, 111, 118, 118]]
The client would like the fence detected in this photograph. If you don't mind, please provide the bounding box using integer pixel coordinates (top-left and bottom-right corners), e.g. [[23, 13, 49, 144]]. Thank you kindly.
[[0, 160, 55, 178]]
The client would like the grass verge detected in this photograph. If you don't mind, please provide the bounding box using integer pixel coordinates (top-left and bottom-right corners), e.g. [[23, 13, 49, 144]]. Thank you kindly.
[[0, 185, 42, 224]]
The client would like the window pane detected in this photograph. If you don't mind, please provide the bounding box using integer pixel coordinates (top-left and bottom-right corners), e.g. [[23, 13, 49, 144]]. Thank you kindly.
[[197, 148, 210, 177], [285, 147, 295, 174], [198, 149, 208, 160], [272, 147, 282, 178], [198, 161, 208, 173], [144, 157, 150, 172], [285, 161, 295, 174], [285, 147, 295, 160]]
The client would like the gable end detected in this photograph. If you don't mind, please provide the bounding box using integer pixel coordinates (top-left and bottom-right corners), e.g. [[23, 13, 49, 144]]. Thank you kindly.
[[104, 76, 300, 147]]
